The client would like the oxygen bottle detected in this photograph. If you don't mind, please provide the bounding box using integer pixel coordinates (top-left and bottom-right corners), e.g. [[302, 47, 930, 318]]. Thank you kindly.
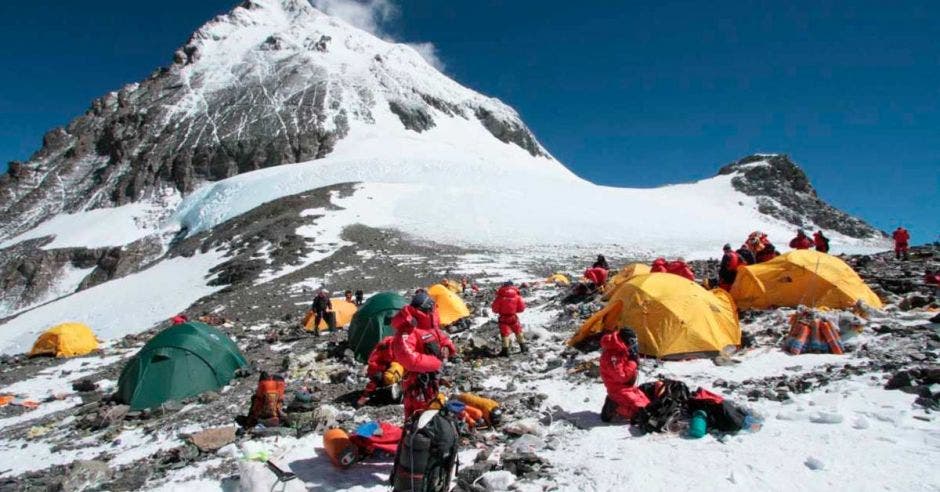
[[688, 410, 708, 438]]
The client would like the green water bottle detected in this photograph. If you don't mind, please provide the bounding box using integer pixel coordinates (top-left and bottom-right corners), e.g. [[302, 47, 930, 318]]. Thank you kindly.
[[688, 410, 707, 439]]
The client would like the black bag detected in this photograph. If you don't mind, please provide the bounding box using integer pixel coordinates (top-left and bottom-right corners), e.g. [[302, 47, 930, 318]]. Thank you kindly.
[[633, 379, 690, 433], [391, 410, 459, 492]]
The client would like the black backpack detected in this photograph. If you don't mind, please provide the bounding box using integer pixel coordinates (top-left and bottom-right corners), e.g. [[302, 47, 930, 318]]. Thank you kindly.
[[391, 409, 459, 492], [633, 379, 690, 433]]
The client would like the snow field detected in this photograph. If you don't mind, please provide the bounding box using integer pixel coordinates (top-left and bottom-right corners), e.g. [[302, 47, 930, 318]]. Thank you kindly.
[[0, 250, 228, 355]]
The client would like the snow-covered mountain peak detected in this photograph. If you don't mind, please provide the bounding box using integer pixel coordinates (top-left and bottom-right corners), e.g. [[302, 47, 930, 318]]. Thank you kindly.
[[0, 0, 549, 240]]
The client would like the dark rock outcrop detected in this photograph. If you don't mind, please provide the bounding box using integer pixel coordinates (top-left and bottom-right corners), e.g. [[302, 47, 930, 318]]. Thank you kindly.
[[718, 154, 884, 238], [475, 107, 544, 158], [0, 236, 162, 317]]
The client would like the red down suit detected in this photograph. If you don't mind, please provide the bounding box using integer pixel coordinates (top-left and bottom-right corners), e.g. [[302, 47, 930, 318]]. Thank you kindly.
[[600, 331, 650, 420], [390, 305, 456, 418], [491, 285, 526, 337]]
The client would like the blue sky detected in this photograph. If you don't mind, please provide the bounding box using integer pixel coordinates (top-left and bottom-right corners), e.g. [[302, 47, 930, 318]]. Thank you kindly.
[[1, 0, 937, 243]]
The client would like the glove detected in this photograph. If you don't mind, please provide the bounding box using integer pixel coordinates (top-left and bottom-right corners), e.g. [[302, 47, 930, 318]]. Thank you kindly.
[[425, 342, 443, 360]]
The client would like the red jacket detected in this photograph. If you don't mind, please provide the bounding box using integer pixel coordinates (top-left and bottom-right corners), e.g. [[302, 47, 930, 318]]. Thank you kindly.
[[666, 261, 695, 281], [599, 331, 649, 419], [650, 258, 668, 273], [491, 285, 526, 318], [813, 232, 829, 253], [366, 336, 396, 376], [892, 228, 910, 245], [926, 273, 940, 286], [390, 305, 455, 374], [789, 234, 813, 250], [583, 267, 609, 286], [718, 251, 741, 288]]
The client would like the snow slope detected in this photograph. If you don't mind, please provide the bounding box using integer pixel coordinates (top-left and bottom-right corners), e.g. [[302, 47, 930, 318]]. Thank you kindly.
[[172, 119, 886, 257]]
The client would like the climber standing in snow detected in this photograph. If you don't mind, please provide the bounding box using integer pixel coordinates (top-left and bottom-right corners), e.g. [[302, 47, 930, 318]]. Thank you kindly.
[[491, 281, 527, 357], [600, 328, 649, 422], [788, 230, 813, 250], [390, 290, 457, 419], [813, 230, 830, 253], [718, 244, 742, 291], [892, 226, 910, 260]]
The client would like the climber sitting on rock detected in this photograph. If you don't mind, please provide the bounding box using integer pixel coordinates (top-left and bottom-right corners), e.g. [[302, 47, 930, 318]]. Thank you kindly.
[[491, 281, 528, 357], [356, 336, 404, 407]]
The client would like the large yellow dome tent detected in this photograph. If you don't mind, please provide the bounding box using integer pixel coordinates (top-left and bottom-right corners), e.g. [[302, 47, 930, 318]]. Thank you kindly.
[[427, 284, 471, 326], [29, 322, 99, 358], [304, 298, 358, 332], [570, 273, 741, 359], [730, 250, 883, 310], [602, 263, 652, 300]]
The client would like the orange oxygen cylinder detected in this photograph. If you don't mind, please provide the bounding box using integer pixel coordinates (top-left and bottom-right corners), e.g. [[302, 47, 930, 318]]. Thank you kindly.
[[457, 393, 502, 425], [323, 428, 358, 469], [818, 320, 844, 355], [463, 405, 484, 427]]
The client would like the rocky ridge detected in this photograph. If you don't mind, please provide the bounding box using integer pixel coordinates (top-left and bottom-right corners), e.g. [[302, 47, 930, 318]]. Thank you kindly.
[[718, 154, 884, 238]]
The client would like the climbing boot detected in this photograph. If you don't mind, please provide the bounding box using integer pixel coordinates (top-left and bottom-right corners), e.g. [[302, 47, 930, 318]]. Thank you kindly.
[[499, 336, 511, 357], [515, 333, 528, 353], [601, 396, 617, 423]]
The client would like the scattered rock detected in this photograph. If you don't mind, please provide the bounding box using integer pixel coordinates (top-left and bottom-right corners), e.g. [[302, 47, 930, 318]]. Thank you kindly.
[[479, 470, 516, 491], [71, 379, 98, 392], [61, 460, 112, 491], [188, 426, 237, 453], [804, 457, 825, 471]]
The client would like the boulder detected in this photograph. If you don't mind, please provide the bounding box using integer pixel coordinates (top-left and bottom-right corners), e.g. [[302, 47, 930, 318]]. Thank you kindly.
[[189, 426, 237, 453]]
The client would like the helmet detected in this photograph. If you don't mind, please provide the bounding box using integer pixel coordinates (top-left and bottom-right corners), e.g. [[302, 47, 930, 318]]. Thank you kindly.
[[502, 280, 514, 287], [410, 291, 435, 312]]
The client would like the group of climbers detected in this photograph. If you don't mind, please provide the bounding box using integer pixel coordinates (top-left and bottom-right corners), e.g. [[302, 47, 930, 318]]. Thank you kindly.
[[650, 257, 694, 281], [788, 229, 830, 252]]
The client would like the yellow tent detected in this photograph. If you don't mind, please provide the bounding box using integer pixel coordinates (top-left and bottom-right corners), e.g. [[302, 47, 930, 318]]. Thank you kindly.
[[428, 284, 471, 326], [602, 263, 652, 300], [440, 279, 463, 294], [568, 300, 623, 346], [572, 273, 740, 359], [546, 273, 570, 286], [730, 250, 883, 310], [304, 299, 358, 332], [29, 322, 99, 358]]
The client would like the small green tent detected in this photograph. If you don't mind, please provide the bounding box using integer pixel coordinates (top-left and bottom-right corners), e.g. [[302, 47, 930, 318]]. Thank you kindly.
[[348, 292, 407, 362], [117, 322, 248, 410]]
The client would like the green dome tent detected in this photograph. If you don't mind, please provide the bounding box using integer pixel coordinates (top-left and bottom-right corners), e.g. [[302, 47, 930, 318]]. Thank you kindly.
[[348, 292, 407, 362], [118, 322, 248, 410]]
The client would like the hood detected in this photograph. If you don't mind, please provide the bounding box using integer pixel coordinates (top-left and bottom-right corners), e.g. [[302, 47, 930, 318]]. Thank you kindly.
[[600, 330, 628, 354], [496, 285, 520, 298]]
